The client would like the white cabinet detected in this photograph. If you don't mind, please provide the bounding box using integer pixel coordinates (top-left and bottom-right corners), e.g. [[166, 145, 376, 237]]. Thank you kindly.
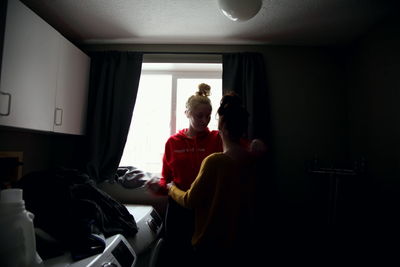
[[0, 0, 90, 135], [54, 36, 90, 135], [0, 0, 59, 132]]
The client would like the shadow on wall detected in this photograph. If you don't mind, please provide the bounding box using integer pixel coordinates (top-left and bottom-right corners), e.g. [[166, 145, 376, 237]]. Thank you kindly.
[[0, 127, 87, 177]]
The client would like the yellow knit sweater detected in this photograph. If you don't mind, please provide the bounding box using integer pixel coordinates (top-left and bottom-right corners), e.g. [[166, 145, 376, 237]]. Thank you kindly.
[[168, 152, 256, 250]]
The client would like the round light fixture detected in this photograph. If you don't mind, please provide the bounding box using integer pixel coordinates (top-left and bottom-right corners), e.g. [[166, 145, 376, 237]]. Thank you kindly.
[[218, 0, 262, 22]]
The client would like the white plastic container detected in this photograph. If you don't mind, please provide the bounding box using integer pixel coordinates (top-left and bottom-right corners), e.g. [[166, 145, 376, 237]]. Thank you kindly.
[[0, 188, 43, 267]]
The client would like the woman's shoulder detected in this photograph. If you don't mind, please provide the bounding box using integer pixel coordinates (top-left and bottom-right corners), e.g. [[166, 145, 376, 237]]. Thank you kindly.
[[202, 153, 245, 174], [204, 152, 229, 164], [209, 129, 220, 136], [167, 129, 188, 142]]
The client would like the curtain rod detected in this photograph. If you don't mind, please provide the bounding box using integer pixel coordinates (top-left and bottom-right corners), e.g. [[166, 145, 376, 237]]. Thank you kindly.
[[141, 51, 224, 55], [139, 51, 257, 55], [141, 52, 224, 63]]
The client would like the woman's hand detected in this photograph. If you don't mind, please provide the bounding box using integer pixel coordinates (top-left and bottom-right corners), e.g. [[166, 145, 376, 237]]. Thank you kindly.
[[250, 139, 267, 155], [145, 177, 161, 193], [166, 182, 174, 191], [145, 177, 168, 196]]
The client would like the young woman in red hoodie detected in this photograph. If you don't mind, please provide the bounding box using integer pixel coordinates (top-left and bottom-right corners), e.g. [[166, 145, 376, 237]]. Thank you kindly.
[[146, 83, 223, 265]]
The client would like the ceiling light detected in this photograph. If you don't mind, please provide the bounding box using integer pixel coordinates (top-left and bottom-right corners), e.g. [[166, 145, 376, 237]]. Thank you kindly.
[[218, 0, 262, 22]]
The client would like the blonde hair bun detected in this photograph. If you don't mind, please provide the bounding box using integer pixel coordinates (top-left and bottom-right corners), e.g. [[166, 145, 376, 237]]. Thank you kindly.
[[197, 83, 211, 97], [186, 83, 212, 111]]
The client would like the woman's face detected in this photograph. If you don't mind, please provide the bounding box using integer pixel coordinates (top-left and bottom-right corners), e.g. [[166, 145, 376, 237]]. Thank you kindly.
[[187, 104, 212, 133]]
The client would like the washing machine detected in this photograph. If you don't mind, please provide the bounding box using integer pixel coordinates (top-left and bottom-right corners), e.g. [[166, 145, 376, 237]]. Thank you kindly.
[[44, 204, 163, 267], [124, 204, 164, 267], [44, 234, 137, 267]]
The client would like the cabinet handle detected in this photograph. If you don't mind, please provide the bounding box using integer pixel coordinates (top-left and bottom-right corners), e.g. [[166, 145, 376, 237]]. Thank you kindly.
[[54, 108, 63, 126], [0, 91, 11, 116]]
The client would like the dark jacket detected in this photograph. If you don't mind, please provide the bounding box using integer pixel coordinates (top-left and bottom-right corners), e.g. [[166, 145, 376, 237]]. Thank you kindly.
[[15, 168, 138, 260]]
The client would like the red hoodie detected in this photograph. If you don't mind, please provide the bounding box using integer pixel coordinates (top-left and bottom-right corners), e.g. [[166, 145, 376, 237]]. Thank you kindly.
[[159, 128, 223, 192]]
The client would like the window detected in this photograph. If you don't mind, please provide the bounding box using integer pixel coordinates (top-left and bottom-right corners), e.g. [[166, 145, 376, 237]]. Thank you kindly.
[[119, 62, 223, 175]]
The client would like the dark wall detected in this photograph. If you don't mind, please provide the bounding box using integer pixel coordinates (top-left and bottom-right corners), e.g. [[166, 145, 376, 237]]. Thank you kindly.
[[264, 46, 350, 223], [0, 126, 87, 176], [347, 16, 400, 225]]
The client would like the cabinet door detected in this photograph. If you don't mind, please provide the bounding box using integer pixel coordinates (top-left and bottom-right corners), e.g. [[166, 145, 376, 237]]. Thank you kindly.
[[54, 36, 90, 135], [0, 0, 59, 132]]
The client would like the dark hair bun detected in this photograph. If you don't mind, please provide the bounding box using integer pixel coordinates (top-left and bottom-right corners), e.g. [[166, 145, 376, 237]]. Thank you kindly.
[[217, 92, 248, 140], [219, 92, 241, 111]]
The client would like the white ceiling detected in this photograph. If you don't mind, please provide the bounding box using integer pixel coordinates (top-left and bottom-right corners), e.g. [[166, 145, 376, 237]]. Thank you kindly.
[[20, 0, 396, 46]]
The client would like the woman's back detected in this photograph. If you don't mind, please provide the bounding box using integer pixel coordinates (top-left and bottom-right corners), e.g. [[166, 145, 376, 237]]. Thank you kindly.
[[190, 152, 257, 250]]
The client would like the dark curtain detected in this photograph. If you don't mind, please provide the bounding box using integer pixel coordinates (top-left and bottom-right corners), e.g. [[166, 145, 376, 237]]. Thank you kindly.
[[223, 53, 278, 238], [85, 51, 143, 183], [222, 52, 270, 142]]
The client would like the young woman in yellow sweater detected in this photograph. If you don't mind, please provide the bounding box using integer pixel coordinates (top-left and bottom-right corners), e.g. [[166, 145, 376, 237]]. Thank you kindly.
[[167, 92, 262, 266]]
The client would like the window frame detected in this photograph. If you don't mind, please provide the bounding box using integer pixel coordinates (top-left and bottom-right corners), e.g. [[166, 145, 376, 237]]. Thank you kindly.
[[120, 60, 222, 174], [141, 69, 222, 135]]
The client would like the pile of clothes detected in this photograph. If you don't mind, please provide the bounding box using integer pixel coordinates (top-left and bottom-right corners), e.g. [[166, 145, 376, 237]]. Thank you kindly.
[[114, 165, 157, 189], [15, 167, 138, 261]]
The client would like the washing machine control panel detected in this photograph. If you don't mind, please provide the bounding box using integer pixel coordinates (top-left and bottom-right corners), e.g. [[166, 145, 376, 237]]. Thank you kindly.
[[124, 205, 163, 255], [44, 234, 137, 267]]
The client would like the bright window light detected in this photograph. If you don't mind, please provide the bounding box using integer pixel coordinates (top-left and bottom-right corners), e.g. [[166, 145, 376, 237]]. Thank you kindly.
[[120, 63, 222, 175]]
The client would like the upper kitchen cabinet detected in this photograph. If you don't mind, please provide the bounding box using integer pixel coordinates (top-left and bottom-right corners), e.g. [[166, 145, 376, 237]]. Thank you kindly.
[[54, 36, 90, 135], [0, 0, 58, 132], [0, 0, 90, 135]]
